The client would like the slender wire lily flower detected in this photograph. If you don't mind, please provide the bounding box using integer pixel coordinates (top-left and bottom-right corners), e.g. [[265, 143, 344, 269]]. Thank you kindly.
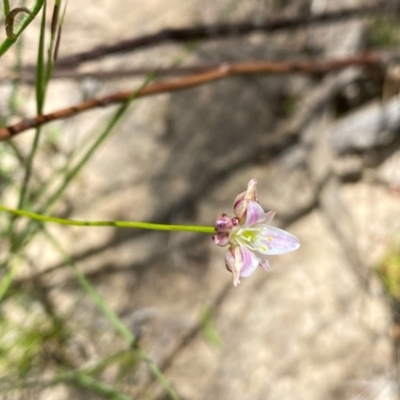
[[213, 179, 300, 286]]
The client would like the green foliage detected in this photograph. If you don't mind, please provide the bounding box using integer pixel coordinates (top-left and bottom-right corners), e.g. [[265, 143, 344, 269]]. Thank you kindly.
[[280, 94, 297, 117], [377, 243, 400, 302], [0, 293, 63, 378], [200, 308, 223, 347], [367, 16, 400, 48]]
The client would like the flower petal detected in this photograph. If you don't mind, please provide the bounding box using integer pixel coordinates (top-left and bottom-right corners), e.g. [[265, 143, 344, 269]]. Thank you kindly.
[[252, 225, 300, 255], [233, 179, 258, 221], [238, 245, 260, 278], [225, 245, 260, 286], [244, 201, 266, 227], [224, 247, 241, 286]]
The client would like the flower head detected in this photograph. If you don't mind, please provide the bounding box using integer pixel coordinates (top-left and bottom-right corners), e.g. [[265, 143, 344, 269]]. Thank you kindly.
[[213, 179, 300, 286]]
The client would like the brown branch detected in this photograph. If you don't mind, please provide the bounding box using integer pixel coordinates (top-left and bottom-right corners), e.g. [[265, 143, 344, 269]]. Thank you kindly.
[[1, 65, 219, 84], [0, 53, 385, 142], [50, 3, 381, 68]]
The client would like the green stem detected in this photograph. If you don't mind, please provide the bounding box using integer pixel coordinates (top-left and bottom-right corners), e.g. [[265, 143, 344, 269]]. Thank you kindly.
[[2, 1, 10, 22], [0, 257, 18, 301], [55, 370, 131, 400], [35, 0, 46, 112], [17, 1, 46, 211], [44, 231, 134, 341], [0, 0, 45, 57], [43, 72, 156, 214], [43, 230, 180, 400], [2, 0, 27, 169], [0, 204, 215, 234]]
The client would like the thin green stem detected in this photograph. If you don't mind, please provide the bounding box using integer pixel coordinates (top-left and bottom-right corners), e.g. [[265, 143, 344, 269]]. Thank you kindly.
[[17, 2, 46, 211], [7, 8, 25, 114], [137, 346, 180, 399], [35, 1, 46, 112], [81, 348, 135, 376], [2, 1, 10, 23], [44, 232, 134, 341], [0, 258, 18, 301], [43, 230, 180, 400], [2, 0, 27, 167], [54, 370, 131, 400], [0, 204, 215, 234], [0, 0, 45, 57], [43, 73, 156, 214]]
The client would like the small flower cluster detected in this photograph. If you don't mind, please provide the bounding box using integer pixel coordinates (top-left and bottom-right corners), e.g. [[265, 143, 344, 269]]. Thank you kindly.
[[213, 179, 300, 286]]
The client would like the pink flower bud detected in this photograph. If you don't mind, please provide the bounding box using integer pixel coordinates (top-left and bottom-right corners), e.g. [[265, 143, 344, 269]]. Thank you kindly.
[[214, 213, 233, 233], [233, 179, 258, 222]]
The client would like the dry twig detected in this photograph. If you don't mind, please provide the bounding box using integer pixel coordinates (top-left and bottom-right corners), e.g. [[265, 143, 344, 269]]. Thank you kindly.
[[0, 53, 387, 141], [52, 3, 381, 68]]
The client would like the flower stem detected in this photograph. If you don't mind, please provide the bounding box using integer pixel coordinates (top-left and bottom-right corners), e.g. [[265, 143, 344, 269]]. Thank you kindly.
[[0, 204, 215, 234]]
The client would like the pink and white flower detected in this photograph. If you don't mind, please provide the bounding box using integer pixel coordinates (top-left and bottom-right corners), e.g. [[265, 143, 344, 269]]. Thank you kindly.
[[213, 179, 300, 286]]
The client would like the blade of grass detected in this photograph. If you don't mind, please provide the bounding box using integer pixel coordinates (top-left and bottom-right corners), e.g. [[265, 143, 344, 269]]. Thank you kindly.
[[42, 71, 157, 213], [58, 371, 131, 400], [45, 0, 61, 83], [0, 258, 19, 301], [4, 368, 132, 400], [13, 1, 64, 207], [82, 348, 137, 376], [2, 0, 28, 167], [0, 224, 180, 399], [53, 0, 68, 61], [46, 232, 134, 342], [16, 2, 47, 211], [43, 229, 180, 400], [35, 1, 47, 113], [17, 0, 63, 212]]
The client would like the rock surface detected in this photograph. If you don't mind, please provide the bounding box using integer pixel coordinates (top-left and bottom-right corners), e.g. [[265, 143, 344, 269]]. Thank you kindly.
[[4, 0, 400, 399]]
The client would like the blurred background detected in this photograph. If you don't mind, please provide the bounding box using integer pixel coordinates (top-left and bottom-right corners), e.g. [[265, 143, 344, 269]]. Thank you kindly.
[[0, 0, 400, 399]]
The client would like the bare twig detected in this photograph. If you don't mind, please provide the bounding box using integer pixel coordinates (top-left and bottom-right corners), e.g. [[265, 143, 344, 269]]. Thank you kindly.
[[4, 51, 387, 83], [2, 65, 220, 83], [49, 3, 381, 68], [0, 53, 386, 142]]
